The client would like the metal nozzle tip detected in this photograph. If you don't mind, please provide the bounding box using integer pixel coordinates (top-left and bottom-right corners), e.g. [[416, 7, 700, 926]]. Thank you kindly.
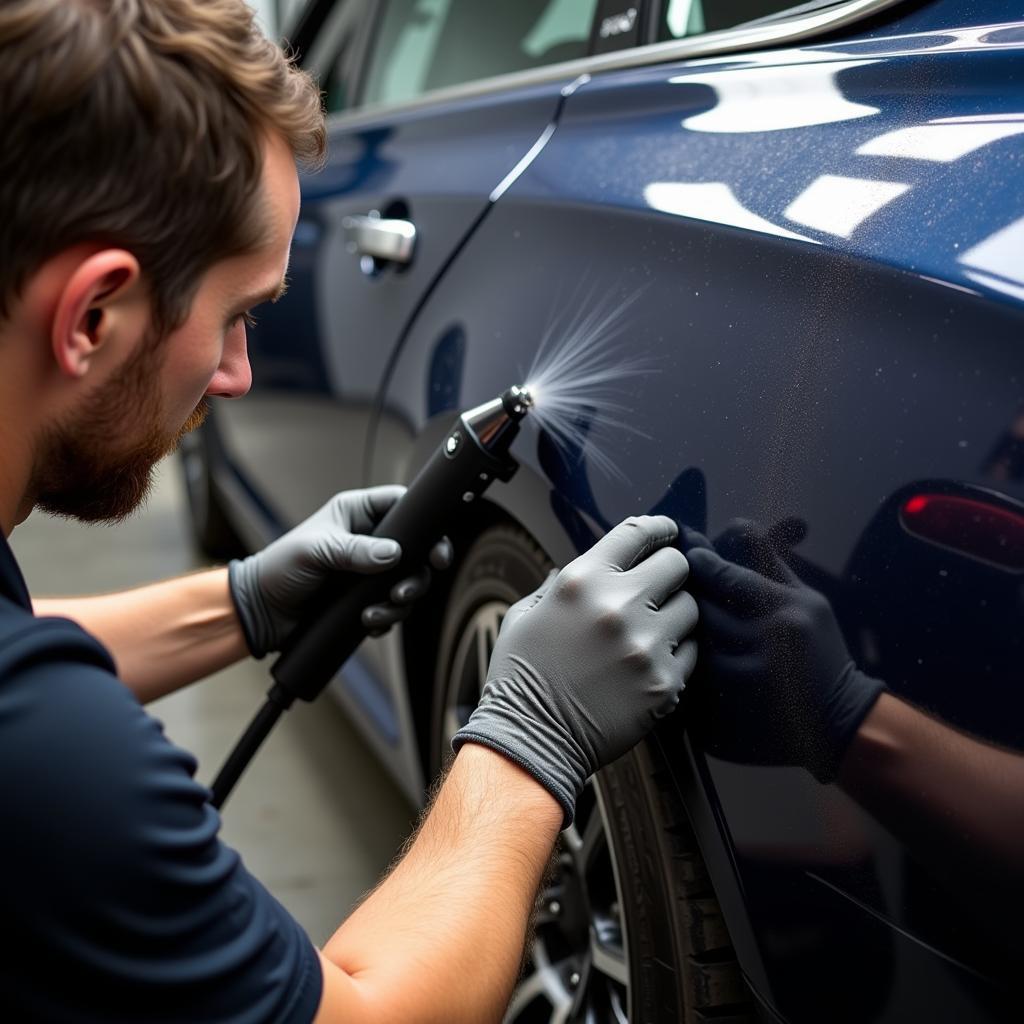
[[512, 384, 534, 407], [501, 384, 534, 419]]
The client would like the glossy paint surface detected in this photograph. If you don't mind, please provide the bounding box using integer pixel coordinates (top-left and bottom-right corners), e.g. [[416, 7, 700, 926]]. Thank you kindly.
[[369, 9, 1024, 1021], [210, 2, 1024, 1018], [546, 25, 1024, 306]]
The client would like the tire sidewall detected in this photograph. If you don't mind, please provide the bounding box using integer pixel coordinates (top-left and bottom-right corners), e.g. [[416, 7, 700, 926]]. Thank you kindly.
[[430, 525, 551, 774]]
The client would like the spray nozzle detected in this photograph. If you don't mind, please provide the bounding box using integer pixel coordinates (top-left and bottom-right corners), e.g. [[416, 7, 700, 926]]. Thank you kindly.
[[501, 384, 533, 419], [462, 384, 532, 456]]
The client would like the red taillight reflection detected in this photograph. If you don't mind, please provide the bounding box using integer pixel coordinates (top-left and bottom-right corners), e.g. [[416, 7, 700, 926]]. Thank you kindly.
[[903, 495, 929, 516], [900, 493, 1024, 572]]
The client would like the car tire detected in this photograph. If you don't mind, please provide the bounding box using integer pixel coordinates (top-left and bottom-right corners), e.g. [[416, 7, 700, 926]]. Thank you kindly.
[[431, 524, 753, 1023], [177, 424, 246, 562]]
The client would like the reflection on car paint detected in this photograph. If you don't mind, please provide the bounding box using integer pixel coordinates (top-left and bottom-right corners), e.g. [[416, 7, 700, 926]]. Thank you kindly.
[[983, 409, 1024, 482], [673, 60, 881, 133], [645, 180, 817, 242], [820, 20, 1024, 56], [959, 214, 1024, 301], [899, 491, 1024, 572], [857, 114, 1024, 163], [783, 174, 910, 238], [426, 324, 466, 417], [558, 24, 1024, 309]]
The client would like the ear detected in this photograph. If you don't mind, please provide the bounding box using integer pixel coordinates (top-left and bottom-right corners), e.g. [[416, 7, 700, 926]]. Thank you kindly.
[[50, 249, 142, 379]]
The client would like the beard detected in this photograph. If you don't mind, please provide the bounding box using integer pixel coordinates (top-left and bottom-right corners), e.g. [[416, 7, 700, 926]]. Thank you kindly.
[[33, 335, 209, 524]]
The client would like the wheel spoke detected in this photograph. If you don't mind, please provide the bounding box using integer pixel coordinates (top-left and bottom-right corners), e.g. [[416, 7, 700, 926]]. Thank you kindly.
[[503, 942, 572, 1023], [590, 930, 629, 987], [475, 622, 491, 687], [608, 986, 629, 1024], [579, 799, 606, 869], [562, 818, 583, 856], [473, 604, 503, 690]]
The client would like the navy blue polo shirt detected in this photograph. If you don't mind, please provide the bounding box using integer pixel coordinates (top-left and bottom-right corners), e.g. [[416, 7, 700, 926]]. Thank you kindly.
[[0, 532, 322, 1022]]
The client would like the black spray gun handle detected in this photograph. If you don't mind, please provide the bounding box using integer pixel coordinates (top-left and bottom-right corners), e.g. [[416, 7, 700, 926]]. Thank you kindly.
[[270, 427, 517, 705], [210, 386, 531, 810]]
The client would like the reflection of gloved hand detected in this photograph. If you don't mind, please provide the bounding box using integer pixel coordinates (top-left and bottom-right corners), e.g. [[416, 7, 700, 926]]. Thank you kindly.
[[684, 521, 884, 783], [453, 516, 699, 828], [229, 486, 452, 658]]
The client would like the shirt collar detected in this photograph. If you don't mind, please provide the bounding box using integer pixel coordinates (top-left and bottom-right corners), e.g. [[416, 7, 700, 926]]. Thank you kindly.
[[0, 531, 32, 610]]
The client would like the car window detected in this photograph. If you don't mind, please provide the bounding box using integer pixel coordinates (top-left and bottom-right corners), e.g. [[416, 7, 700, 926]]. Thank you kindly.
[[361, 0, 601, 107], [656, 0, 825, 39], [315, 0, 370, 115], [322, 33, 355, 112], [280, 0, 316, 26]]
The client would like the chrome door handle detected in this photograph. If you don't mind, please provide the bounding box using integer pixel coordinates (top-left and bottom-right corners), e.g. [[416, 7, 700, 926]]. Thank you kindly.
[[342, 212, 416, 264]]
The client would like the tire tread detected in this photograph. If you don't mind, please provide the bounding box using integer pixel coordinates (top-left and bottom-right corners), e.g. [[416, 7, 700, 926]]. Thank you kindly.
[[601, 742, 755, 1022]]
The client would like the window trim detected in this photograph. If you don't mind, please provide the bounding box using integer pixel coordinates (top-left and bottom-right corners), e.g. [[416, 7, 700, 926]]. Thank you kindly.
[[317, 0, 903, 130]]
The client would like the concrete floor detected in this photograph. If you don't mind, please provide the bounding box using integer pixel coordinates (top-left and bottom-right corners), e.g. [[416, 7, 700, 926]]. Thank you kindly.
[[9, 460, 416, 946]]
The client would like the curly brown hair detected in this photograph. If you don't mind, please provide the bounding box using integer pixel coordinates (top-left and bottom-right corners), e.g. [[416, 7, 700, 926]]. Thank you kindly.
[[0, 0, 325, 333]]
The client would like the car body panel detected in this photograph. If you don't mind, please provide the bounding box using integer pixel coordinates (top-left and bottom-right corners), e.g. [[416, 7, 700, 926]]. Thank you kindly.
[[367, 13, 1024, 1022]]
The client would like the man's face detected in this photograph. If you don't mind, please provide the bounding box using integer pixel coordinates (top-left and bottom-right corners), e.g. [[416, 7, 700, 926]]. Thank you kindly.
[[34, 133, 300, 523]]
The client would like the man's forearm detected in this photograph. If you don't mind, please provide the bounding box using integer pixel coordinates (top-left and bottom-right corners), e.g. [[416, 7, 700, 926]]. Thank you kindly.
[[316, 743, 563, 1024], [840, 692, 1024, 884], [33, 568, 248, 702]]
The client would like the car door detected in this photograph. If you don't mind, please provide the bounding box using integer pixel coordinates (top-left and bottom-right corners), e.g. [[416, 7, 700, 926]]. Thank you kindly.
[[215, 0, 604, 533], [212, 0, 603, 793], [371, 1, 1024, 1020]]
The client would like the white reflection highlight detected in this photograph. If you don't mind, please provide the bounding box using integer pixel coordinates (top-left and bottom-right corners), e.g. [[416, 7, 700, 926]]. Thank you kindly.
[[666, 0, 704, 37], [784, 175, 910, 238], [645, 181, 816, 243], [670, 21, 1022, 76], [897, 24, 1023, 53], [673, 60, 879, 133], [857, 116, 1024, 162], [934, 113, 1024, 123], [960, 215, 1024, 301]]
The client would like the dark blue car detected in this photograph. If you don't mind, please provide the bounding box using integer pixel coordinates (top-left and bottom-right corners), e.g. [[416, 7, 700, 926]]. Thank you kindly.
[[179, 1, 1024, 1020]]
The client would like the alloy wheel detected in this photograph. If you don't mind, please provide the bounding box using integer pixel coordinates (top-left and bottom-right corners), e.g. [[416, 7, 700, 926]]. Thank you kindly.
[[442, 601, 631, 1024]]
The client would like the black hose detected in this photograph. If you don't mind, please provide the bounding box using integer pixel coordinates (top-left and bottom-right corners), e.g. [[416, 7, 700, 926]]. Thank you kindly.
[[210, 688, 289, 809]]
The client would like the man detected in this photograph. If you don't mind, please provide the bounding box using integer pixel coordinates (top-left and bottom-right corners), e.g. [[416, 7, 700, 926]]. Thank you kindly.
[[0, 2, 699, 1021]]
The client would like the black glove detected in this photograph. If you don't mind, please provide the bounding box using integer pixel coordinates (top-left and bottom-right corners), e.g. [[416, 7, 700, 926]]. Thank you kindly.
[[454, 516, 700, 828], [229, 487, 452, 658], [684, 521, 884, 783]]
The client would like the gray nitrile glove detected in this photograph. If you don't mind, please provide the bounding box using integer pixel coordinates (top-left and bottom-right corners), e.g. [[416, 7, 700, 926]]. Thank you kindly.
[[228, 486, 452, 658], [453, 516, 699, 828]]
